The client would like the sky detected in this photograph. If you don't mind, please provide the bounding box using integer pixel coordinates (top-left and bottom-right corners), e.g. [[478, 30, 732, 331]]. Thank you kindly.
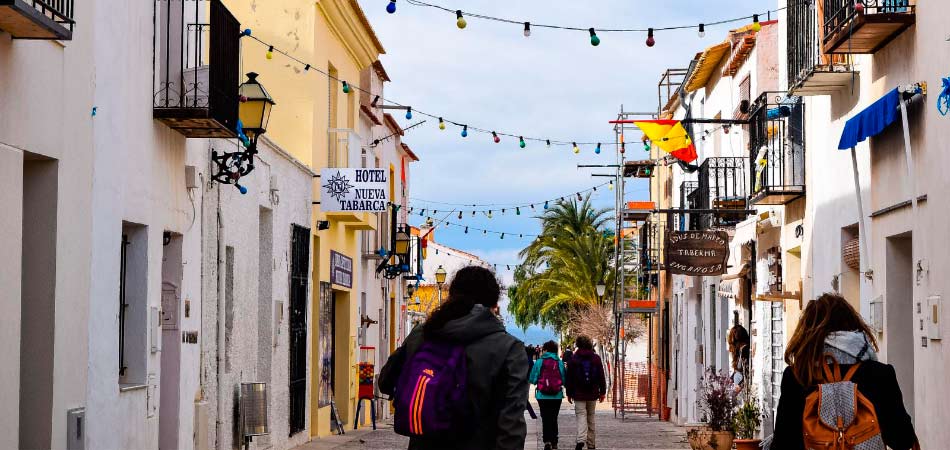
[[361, 0, 771, 342]]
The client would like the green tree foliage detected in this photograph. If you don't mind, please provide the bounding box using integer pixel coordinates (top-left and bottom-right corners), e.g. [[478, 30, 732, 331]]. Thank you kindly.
[[507, 195, 626, 333]]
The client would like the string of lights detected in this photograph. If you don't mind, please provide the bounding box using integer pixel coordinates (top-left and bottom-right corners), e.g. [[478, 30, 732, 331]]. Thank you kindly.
[[436, 220, 539, 239], [392, 0, 784, 46], [429, 246, 523, 272], [409, 181, 613, 212], [246, 35, 622, 151]]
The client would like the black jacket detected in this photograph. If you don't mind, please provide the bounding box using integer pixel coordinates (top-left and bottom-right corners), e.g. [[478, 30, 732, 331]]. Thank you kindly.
[[772, 361, 917, 450], [379, 305, 530, 450], [564, 349, 607, 401]]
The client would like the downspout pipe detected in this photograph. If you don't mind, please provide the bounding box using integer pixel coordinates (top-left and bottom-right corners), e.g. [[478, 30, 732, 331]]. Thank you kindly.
[[216, 188, 227, 450]]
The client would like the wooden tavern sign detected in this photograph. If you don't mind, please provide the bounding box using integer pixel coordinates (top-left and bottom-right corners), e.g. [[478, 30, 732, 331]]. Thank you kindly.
[[665, 231, 730, 276]]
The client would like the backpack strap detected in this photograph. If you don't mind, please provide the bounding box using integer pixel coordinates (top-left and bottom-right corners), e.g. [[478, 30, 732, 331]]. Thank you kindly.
[[822, 354, 844, 382]]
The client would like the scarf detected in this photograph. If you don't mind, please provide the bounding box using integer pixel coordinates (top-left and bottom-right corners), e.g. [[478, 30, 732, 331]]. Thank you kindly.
[[824, 330, 878, 365]]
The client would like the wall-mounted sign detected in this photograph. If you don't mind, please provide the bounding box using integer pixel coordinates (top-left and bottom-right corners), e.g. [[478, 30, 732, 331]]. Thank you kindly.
[[330, 251, 353, 288], [320, 168, 389, 212], [665, 231, 730, 276]]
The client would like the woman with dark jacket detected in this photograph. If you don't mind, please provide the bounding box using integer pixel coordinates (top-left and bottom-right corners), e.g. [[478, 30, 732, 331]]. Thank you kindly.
[[564, 336, 606, 450], [771, 293, 918, 450], [379, 266, 530, 450]]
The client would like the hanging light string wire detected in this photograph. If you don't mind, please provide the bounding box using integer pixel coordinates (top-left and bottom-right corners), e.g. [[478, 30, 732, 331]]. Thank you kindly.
[[245, 34, 619, 147], [404, 0, 784, 33], [409, 181, 611, 210]]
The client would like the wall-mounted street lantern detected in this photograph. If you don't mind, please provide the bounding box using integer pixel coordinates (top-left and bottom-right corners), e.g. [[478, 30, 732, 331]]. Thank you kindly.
[[435, 265, 447, 306], [211, 72, 277, 194], [395, 226, 411, 257]]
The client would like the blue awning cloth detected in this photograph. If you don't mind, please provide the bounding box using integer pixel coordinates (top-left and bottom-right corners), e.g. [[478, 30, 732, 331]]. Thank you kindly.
[[838, 88, 901, 150]]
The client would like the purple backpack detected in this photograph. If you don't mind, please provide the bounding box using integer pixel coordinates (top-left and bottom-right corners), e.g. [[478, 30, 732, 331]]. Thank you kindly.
[[537, 359, 563, 395], [393, 340, 472, 438]]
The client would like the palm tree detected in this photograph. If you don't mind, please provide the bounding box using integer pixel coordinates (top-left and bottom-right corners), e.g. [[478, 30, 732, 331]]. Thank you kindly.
[[507, 195, 620, 333]]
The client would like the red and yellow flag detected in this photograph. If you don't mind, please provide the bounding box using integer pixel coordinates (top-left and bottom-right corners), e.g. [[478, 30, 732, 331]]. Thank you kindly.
[[633, 120, 697, 163]]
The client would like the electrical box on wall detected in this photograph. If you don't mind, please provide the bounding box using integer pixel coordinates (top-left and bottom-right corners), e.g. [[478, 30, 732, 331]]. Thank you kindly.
[[927, 295, 942, 340], [185, 165, 200, 189], [66, 407, 85, 450]]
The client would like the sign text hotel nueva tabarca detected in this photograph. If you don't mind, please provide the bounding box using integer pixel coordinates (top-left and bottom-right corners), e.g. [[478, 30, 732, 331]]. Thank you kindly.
[[320, 168, 389, 212]]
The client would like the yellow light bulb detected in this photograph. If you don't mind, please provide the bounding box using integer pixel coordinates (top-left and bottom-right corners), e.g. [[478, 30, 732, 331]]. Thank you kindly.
[[457, 17, 467, 29], [439, 121, 446, 130], [573, 146, 580, 154]]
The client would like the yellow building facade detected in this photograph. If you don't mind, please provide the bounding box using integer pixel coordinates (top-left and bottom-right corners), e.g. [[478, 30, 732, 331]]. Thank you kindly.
[[223, 0, 384, 437]]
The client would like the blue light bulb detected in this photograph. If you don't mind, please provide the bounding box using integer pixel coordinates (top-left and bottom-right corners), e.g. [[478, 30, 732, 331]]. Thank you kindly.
[[544, 201, 549, 209], [595, 143, 602, 154], [386, 0, 396, 14], [405, 107, 412, 120], [237, 184, 248, 195], [461, 125, 468, 137]]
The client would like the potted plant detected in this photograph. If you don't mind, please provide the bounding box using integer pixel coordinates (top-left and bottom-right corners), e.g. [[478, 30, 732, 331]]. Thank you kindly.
[[733, 398, 762, 450], [687, 368, 737, 450]]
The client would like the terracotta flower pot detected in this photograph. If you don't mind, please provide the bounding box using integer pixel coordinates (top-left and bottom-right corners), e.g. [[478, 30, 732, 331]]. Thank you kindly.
[[686, 426, 735, 450], [735, 438, 762, 450]]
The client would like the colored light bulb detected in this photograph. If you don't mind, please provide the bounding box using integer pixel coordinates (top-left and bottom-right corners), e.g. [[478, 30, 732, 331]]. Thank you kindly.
[[464, 227, 468, 234], [546, 139, 551, 147], [516, 207, 521, 215], [644, 140, 651, 151], [752, 15, 761, 32], [609, 181, 614, 190], [439, 117, 445, 130], [242, 29, 252, 37], [237, 184, 247, 194], [461, 125, 468, 137], [487, 210, 493, 219], [698, 24, 705, 38], [458, 211, 462, 219], [492, 131, 500, 143], [266, 46, 274, 59], [501, 233, 505, 240], [386, 0, 396, 14], [646, 28, 655, 47], [342, 81, 350, 94], [573, 142, 580, 154], [524, 22, 531, 37], [589, 28, 600, 46], [519, 136, 526, 148], [595, 143, 602, 154], [854, 0, 864, 13], [544, 201, 549, 209], [620, 142, 626, 154], [456, 10, 466, 29], [405, 107, 412, 120]]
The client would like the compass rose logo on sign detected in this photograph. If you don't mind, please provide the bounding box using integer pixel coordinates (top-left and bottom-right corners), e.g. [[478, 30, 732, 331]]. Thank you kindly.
[[322, 171, 355, 203]]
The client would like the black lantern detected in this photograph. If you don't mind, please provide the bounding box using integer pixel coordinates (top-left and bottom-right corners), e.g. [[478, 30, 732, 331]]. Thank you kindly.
[[395, 226, 411, 257], [435, 265, 448, 285], [238, 72, 276, 140]]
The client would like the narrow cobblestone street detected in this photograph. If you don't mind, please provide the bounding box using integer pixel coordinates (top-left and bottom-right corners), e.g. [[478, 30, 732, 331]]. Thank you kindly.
[[294, 398, 688, 450]]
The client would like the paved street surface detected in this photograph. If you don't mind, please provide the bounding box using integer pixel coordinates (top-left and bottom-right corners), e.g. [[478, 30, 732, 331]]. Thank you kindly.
[[293, 398, 688, 450]]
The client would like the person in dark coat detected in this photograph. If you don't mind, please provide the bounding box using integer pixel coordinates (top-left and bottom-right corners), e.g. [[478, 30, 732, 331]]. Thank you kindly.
[[379, 266, 530, 450], [564, 335, 606, 450], [771, 293, 918, 450]]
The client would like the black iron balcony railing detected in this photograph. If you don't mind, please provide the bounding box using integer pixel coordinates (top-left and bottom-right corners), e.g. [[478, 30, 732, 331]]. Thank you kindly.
[[0, 0, 74, 39], [153, 0, 240, 138], [677, 181, 699, 231], [822, 0, 915, 54], [695, 157, 749, 229], [787, 0, 855, 95], [749, 92, 806, 206]]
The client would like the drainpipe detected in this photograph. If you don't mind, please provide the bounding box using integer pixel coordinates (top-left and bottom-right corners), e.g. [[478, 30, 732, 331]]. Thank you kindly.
[[216, 187, 227, 450]]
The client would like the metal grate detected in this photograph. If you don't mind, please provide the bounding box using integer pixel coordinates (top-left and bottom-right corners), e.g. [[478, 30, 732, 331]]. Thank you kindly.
[[288, 225, 310, 435], [694, 157, 749, 229]]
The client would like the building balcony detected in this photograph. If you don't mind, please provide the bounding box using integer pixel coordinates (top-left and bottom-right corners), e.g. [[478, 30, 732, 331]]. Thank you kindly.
[[823, 0, 915, 54], [153, 0, 240, 138], [749, 92, 806, 206], [694, 157, 749, 229], [677, 181, 699, 231], [0, 0, 73, 40], [787, 0, 858, 96]]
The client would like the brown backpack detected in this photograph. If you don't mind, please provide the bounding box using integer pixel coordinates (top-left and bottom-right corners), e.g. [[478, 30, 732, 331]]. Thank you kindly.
[[801, 356, 884, 450]]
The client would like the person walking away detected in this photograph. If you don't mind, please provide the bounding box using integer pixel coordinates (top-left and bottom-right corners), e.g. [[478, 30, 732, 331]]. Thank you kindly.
[[565, 335, 606, 450], [530, 340, 567, 450], [771, 293, 919, 450], [561, 348, 574, 369], [378, 266, 530, 450], [524, 344, 539, 420]]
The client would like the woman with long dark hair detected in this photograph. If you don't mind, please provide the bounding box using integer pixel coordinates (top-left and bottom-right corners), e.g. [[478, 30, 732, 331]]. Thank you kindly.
[[771, 293, 918, 449], [379, 266, 530, 450]]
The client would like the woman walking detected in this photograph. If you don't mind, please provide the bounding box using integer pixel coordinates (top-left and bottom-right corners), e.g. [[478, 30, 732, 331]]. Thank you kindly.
[[565, 335, 606, 450], [771, 293, 918, 450], [530, 340, 567, 450], [379, 266, 530, 450]]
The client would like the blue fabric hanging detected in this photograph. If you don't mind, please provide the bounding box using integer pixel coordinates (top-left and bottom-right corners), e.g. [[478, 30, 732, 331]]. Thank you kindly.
[[837, 88, 901, 150]]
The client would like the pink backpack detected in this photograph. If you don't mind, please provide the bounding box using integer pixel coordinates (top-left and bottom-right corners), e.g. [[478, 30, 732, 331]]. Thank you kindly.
[[537, 359, 563, 395]]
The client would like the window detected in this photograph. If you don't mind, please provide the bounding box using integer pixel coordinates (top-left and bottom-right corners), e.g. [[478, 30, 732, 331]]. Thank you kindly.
[[120, 222, 149, 385]]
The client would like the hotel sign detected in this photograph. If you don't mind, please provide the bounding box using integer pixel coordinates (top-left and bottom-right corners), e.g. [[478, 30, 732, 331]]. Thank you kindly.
[[320, 168, 389, 212], [665, 231, 730, 276], [330, 251, 353, 288]]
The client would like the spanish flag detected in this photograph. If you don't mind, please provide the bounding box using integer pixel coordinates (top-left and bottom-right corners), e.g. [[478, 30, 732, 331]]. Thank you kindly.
[[633, 120, 698, 163]]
